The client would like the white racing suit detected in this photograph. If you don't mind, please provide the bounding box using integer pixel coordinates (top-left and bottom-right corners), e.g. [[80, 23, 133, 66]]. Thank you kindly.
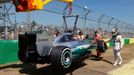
[[112, 34, 123, 65]]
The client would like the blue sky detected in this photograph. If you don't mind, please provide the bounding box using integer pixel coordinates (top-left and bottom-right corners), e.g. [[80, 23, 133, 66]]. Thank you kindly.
[[7, 0, 134, 27], [74, 0, 134, 24]]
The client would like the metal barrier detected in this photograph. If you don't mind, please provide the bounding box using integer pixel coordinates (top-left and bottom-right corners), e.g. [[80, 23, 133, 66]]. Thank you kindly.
[[106, 38, 134, 47], [0, 40, 18, 64], [0, 38, 134, 64]]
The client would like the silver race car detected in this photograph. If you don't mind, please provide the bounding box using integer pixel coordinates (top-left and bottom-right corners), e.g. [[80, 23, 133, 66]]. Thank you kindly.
[[18, 15, 107, 68]]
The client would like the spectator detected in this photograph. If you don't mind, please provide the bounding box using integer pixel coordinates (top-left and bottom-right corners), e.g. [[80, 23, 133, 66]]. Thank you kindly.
[[53, 29, 60, 38], [76, 30, 85, 41]]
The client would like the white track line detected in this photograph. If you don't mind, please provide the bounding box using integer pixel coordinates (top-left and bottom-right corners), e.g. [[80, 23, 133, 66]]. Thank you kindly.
[[108, 59, 134, 75]]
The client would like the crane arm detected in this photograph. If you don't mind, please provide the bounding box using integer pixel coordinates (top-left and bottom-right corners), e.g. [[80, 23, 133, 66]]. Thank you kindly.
[[12, 0, 73, 12]]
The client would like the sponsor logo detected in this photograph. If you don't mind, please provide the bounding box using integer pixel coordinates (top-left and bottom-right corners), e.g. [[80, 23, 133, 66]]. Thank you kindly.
[[38, 39, 48, 42], [76, 45, 90, 49]]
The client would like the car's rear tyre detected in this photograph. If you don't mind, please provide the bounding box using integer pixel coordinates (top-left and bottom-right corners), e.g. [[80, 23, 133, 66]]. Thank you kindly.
[[50, 46, 72, 68], [18, 34, 29, 63], [18, 34, 38, 63]]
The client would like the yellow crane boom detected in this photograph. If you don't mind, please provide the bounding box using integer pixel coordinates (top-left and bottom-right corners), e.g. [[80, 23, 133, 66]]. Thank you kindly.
[[12, 0, 73, 12]]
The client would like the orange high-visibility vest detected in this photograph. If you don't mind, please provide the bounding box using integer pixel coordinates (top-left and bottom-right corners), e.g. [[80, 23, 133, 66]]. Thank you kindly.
[[96, 34, 102, 41], [93, 34, 102, 44]]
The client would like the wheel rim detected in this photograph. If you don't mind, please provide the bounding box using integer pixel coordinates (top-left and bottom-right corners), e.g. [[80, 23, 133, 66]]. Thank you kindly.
[[61, 48, 72, 68]]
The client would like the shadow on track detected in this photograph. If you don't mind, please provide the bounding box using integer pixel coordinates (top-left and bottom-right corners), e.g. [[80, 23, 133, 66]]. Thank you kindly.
[[102, 59, 113, 64], [0, 62, 86, 75], [88, 54, 113, 64]]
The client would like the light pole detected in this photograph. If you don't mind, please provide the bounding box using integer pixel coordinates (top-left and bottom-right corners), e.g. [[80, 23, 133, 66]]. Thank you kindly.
[[84, 10, 91, 33], [115, 20, 120, 28], [107, 17, 113, 32], [27, 12, 31, 31], [14, 13, 17, 39], [82, 6, 87, 32], [83, 6, 91, 33], [120, 22, 124, 33]]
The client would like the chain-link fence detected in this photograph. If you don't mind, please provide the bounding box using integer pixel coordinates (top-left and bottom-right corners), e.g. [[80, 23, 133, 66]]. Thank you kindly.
[[0, 2, 134, 39]]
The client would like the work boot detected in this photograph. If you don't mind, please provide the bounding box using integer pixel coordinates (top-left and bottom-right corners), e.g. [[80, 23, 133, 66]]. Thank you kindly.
[[113, 61, 118, 66], [96, 57, 103, 61], [118, 61, 122, 66]]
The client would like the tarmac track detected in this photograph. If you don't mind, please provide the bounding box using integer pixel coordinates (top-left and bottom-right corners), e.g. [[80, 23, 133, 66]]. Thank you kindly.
[[0, 44, 134, 75]]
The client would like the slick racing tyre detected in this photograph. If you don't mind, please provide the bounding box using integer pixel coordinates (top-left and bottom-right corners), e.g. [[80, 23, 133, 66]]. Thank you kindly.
[[97, 40, 108, 52], [18, 34, 29, 63], [50, 46, 72, 68]]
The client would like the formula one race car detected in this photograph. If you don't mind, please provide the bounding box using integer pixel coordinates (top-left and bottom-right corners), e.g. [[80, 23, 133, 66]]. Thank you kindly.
[[18, 15, 107, 68]]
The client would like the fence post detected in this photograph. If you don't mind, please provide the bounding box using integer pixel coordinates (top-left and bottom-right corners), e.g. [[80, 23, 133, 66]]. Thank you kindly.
[[107, 17, 114, 32], [84, 10, 91, 33], [98, 14, 104, 29]]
